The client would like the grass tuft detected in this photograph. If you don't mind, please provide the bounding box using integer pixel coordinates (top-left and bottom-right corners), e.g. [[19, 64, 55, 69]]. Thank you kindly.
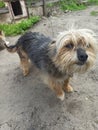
[[0, 1, 5, 8], [88, 0, 98, 5], [0, 16, 40, 36], [60, 0, 86, 11], [90, 10, 98, 16]]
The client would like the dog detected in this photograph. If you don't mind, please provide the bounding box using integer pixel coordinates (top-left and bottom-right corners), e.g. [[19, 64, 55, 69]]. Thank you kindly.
[[0, 30, 6, 50], [5, 29, 97, 101], [0, 30, 9, 51]]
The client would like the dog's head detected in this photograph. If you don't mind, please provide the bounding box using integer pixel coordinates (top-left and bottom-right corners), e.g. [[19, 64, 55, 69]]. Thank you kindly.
[[53, 29, 97, 74]]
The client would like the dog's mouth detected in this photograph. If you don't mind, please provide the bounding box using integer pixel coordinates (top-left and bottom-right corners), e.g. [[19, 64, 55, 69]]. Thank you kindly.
[[76, 61, 86, 66]]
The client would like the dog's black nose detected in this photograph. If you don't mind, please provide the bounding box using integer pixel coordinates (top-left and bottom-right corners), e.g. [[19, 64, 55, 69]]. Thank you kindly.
[[77, 48, 88, 62]]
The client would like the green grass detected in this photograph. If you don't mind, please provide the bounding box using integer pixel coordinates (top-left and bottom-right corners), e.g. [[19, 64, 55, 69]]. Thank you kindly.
[[1, 0, 98, 36], [46, 0, 87, 11], [90, 10, 98, 16], [59, 0, 86, 11], [0, 1, 5, 8], [47, 0, 98, 12], [88, 0, 98, 5], [47, 3, 55, 8], [0, 16, 40, 36], [89, 0, 98, 16], [46, 2, 59, 9]]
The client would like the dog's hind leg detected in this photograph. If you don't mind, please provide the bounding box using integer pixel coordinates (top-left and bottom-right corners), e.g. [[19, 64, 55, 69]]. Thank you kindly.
[[17, 49, 30, 76]]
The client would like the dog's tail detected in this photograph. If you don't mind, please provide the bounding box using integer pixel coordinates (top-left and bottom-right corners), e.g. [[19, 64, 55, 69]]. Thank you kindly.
[[4, 43, 18, 53]]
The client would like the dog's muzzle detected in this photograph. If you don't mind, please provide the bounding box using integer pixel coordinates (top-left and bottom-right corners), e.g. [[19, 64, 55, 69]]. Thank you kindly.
[[77, 48, 88, 65]]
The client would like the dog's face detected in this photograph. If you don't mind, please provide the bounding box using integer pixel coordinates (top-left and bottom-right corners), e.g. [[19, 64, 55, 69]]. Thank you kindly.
[[53, 29, 97, 74]]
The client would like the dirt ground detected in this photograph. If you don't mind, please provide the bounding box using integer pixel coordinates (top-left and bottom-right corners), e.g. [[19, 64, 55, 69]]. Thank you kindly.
[[0, 6, 98, 130]]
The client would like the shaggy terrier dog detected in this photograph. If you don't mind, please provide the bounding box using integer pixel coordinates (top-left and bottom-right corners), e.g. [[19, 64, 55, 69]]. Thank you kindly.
[[5, 29, 97, 100]]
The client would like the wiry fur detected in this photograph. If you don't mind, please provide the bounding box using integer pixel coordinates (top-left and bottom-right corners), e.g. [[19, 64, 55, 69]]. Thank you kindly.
[[53, 29, 97, 74], [5, 29, 97, 101]]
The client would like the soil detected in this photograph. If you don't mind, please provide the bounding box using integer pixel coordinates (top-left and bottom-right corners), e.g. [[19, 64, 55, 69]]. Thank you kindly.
[[0, 6, 98, 130]]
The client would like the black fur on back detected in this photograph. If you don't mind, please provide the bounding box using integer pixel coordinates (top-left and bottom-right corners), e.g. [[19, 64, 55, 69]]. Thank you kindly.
[[16, 32, 65, 78]]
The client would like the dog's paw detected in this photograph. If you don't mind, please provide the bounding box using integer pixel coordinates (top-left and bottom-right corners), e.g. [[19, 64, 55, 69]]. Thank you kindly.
[[23, 70, 29, 76], [64, 85, 73, 93], [57, 92, 65, 101]]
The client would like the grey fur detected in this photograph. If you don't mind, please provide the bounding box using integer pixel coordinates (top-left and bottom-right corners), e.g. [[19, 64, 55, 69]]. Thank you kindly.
[[15, 32, 65, 78]]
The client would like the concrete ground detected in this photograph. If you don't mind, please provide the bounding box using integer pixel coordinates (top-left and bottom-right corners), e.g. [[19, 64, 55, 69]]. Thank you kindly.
[[0, 6, 98, 130]]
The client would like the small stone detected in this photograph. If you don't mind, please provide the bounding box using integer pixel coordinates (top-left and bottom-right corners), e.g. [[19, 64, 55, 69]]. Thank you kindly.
[[0, 123, 10, 130], [85, 97, 89, 100]]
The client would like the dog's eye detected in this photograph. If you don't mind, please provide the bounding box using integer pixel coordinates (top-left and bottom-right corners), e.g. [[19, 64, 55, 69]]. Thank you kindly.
[[51, 40, 56, 44], [65, 43, 74, 49], [87, 44, 90, 48]]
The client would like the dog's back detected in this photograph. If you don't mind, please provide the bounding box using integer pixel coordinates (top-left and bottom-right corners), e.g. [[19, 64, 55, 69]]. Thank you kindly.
[[5, 31, 53, 69], [20, 32, 52, 68], [6, 31, 51, 50]]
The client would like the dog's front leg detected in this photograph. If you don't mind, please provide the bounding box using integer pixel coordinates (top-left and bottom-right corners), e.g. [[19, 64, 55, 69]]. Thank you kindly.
[[49, 78, 65, 101], [63, 78, 73, 93]]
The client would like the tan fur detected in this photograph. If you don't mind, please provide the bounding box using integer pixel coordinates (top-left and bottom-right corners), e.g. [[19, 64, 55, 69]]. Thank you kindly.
[[63, 78, 73, 92], [17, 48, 30, 76], [52, 29, 97, 75], [6, 46, 17, 53], [48, 77, 65, 100], [47, 29, 97, 100]]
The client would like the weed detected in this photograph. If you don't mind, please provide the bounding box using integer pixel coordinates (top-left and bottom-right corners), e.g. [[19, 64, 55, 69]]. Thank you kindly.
[[59, 0, 86, 11], [90, 10, 98, 16], [0, 1, 5, 8], [47, 3, 55, 8], [88, 0, 98, 5]]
